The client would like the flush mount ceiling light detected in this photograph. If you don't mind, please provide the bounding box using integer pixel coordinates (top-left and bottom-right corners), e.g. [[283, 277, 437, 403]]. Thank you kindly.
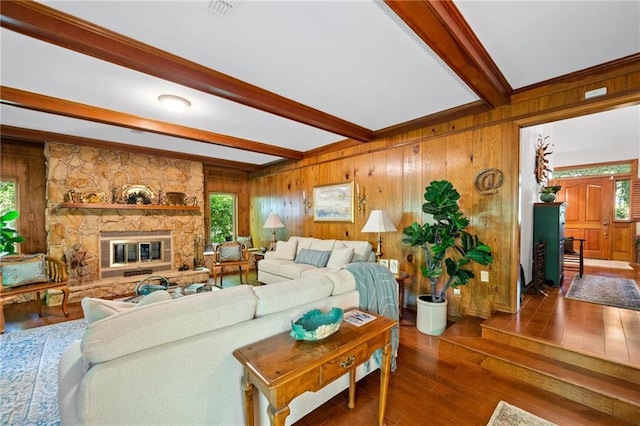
[[158, 94, 191, 113]]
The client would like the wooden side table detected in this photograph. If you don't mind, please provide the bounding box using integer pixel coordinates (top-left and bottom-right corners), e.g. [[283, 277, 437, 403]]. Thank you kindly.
[[233, 310, 397, 426], [395, 271, 411, 319]]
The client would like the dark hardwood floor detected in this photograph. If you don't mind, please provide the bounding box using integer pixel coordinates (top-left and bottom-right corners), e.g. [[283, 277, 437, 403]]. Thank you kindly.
[[3, 263, 638, 425]]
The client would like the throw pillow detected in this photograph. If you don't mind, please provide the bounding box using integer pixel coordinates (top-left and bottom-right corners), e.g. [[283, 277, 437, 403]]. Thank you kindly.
[[326, 247, 354, 269], [295, 248, 331, 268], [219, 244, 242, 261], [237, 236, 253, 249], [273, 239, 297, 260], [0, 253, 47, 288]]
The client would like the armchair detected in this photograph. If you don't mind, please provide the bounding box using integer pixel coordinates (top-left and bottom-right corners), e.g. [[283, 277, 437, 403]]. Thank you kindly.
[[211, 241, 250, 287]]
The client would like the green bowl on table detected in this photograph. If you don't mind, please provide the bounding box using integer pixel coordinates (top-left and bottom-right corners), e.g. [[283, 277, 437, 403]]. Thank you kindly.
[[290, 307, 344, 341]]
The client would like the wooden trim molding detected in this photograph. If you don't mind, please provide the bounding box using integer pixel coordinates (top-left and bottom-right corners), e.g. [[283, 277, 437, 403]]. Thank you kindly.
[[385, 0, 511, 108], [0, 125, 262, 172], [0, 87, 302, 161], [0, 0, 373, 142]]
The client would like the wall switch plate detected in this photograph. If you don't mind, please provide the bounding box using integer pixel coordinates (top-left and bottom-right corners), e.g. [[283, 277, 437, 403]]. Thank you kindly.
[[480, 271, 490, 282], [453, 287, 461, 295]]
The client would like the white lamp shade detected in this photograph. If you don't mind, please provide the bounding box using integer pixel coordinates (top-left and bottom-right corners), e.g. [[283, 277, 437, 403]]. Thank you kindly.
[[263, 213, 285, 229], [361, 210, 397, 233]]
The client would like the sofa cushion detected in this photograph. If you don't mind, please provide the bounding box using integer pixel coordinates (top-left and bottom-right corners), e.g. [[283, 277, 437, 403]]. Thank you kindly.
[[237, 235, 253, 248], [290, 236, 313, 256], [252, 275, 335, 317], [340, 240, 373, 262], [325, 269, 357, 295], [81, 290, 173, 323], [309, 238, 336, 252], [81, 286, 257, 364], [273, 239, 298, 260], [326, 246, 354, 269], [295, 248, 331, 268]]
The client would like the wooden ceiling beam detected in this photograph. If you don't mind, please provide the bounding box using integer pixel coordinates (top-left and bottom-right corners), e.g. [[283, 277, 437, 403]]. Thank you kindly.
[[1, 87, 303, 160], [0, 1, 373, 142], [385, 0, 511, 108], [1, 125, 262, 172]]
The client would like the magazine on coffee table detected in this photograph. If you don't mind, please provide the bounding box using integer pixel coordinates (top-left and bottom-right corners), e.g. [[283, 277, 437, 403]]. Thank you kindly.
[[344, 310, 376, 327]]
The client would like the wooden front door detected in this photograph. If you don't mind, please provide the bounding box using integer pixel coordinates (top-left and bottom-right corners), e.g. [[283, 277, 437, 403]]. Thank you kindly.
[[555, 177, 612, 259]]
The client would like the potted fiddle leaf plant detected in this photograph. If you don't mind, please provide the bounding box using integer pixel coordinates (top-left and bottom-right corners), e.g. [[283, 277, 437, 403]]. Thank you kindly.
[[402, 180, 493, 335], [0, 210, 25, 257]]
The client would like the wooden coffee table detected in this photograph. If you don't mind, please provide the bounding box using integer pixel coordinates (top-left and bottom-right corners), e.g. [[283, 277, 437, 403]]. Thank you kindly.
[[233, 310, 396, 426]]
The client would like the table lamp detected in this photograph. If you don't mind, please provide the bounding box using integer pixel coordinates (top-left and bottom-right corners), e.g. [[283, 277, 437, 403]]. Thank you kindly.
[[361, 209, 397, 260], [263, 213, 285, 249]]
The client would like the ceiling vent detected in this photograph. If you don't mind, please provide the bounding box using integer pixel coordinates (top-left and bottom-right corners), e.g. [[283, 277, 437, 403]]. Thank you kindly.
[[207, 0, 238, 19]]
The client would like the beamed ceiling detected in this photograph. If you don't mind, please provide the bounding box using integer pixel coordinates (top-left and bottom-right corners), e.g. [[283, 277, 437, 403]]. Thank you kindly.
[[1, 1, 639, 171]]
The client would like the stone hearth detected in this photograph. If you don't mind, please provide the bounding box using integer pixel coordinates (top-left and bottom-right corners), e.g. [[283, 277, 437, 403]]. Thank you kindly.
[[46, 268, 211, 305]]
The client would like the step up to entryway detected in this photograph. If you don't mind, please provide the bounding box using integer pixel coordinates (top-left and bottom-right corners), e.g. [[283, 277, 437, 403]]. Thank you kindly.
[[439, 318, 640, 424]]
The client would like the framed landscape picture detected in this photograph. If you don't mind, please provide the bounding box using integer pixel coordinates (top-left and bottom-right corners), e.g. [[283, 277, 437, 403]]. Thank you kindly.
[[313, 182, 354, 222]]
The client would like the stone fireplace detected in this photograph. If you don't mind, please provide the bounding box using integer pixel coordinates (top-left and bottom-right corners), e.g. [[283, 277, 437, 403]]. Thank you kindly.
[[45, 142, 207, 302]]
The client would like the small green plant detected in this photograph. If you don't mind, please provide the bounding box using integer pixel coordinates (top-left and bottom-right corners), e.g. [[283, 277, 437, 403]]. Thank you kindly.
[[0, 210, 25, 255], [540, 185, 562, 194], [402, 180, 493, 303]]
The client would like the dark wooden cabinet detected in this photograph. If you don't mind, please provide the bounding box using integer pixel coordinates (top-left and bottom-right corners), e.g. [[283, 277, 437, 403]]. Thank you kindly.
[[533, 202, 566, 287]]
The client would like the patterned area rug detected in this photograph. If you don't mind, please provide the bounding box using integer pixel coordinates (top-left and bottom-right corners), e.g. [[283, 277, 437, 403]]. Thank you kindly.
[[0, 320, 87, 426], [566, 275, 640, 311], [487, 401, 556, 426]]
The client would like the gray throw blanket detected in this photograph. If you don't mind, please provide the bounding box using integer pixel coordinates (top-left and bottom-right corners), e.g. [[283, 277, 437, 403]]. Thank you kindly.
[[344, 262, 399, 372]]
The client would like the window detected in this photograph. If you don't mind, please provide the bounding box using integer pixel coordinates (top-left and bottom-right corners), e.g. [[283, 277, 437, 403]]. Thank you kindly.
[[0, 179, 17, 214], [553, 162, 632, 178], [209, 193, 236, 243], [615, 179, 630, 220]]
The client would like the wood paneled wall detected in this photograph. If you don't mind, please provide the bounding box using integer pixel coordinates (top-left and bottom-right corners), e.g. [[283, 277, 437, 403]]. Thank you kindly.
[[249, 59, 640, 319], [0, 139, 46, 254]]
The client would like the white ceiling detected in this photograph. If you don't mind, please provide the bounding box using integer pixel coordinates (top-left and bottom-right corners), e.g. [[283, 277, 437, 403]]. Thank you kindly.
[[1, 1, 639, 169]]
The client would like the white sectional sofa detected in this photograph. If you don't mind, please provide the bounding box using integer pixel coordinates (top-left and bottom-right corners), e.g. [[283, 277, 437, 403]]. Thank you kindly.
[[257, 236, 375, 284], [58, 268, 393, 426]]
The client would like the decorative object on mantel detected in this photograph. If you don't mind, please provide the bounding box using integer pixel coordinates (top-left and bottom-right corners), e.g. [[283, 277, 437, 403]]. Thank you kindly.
[[535, 134, 553, 184], [64, 189, 78, 203], [122, 184, 154, 205], [165, 191, 187, 206], [539, 185, 561, 202], [79, 191, 107, 204]]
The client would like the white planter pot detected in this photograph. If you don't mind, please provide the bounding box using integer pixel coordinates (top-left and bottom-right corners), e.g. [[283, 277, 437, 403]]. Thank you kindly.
[[416, 295, 448, 336]]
